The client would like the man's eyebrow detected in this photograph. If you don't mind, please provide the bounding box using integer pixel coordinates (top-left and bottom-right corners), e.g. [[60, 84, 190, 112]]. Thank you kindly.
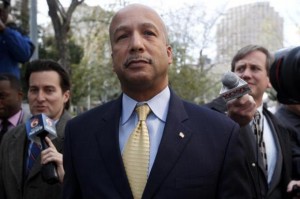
[[141, 22, 158, 30], [113, 23, 159, 34], [113, 25, 129, 35]]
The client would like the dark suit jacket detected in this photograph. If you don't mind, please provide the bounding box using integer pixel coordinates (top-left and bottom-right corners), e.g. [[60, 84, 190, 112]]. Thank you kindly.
[[63, 91, 252, 199], [0, 111, 71, 199], [206, 97, 293, 199]]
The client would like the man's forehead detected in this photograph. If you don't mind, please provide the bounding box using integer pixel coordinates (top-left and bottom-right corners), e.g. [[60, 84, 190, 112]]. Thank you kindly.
[[29, 71, 60, 84], [110, 4, 163, 31]]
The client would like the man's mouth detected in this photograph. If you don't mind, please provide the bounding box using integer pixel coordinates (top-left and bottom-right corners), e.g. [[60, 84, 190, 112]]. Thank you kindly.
[[124, 56, 152, 68]]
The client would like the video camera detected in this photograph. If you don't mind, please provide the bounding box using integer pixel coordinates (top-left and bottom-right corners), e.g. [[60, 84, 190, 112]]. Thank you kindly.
[[270, 46, 300, 104], [0, 0, 10, 9]]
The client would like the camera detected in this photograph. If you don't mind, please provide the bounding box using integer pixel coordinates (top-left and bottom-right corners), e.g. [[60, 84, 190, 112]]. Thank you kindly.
[[0, 1, 4, 9], [270, 46, 300, 104]]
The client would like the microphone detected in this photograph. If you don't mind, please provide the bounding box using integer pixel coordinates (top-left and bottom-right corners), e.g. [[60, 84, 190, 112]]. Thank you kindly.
[[25, 113, 59, 184], [219, 71, 251, 102]]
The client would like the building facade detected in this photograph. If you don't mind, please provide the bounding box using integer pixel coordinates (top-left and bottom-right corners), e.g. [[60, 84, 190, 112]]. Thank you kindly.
[[216, 2, 283, 64]]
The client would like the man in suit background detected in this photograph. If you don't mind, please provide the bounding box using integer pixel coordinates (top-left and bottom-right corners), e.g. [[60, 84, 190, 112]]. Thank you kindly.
[[0, 73, 31, 143], [0, 59, 71, 199], [207, 45, 300, 199], [63, 4, 251, 199]]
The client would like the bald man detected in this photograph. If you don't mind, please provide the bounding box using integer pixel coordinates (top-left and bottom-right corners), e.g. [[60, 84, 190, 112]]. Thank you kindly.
[[63, 4, 251, 199]]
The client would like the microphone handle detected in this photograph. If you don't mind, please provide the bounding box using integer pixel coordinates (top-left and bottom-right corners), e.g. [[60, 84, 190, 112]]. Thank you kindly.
[[39, 135, 60, 184]]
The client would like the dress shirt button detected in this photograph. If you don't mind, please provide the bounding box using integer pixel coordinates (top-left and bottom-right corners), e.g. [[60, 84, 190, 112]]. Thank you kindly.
[[251, 163, 256, 167]]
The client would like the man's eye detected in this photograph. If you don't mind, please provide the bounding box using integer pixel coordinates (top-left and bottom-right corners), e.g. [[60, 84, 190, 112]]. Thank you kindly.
[[45, 89, 54, 93], [144, 31, 155, 36], [253, 66, 260, 71], [29, 88, 38, 93], [236, 67, 243, 72], [116, 34, 128, 41]]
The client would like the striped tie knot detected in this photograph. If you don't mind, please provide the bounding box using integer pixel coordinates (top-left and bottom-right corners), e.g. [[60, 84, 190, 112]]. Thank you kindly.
[[136, 104, 151, 121], [254, 111, 261, 127]]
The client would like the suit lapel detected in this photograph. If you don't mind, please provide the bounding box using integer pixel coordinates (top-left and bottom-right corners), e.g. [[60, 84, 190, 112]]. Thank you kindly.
[[53, 111, 71, 152], [143, 92, 191, 199], [96, 97, 133, 199], [26, 154, 42, 181], [8, 125, 27, 187]]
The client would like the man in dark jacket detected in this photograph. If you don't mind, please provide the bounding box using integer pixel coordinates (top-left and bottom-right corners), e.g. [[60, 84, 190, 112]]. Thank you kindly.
[[0, 73, 31, 143], [207, 45, 300, 199], [0, 59, 71, 199]]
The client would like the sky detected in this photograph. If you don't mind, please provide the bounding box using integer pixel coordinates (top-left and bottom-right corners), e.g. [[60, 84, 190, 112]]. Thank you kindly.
[[37, 0, 300, 48]]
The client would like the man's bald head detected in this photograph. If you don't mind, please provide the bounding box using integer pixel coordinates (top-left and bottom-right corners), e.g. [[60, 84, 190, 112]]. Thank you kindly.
[[109, 4, 169, 45]]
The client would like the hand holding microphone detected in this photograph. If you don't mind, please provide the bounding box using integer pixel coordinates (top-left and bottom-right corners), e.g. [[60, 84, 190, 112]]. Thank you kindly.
[[26, 113, 60, 184], [41, 137, 64, 183], [220, 71, 256, 126]]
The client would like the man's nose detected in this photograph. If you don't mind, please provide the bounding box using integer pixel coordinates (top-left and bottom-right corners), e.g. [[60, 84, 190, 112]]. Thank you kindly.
[[240, 67, 252, 79], [129, 32, 144, 53], [36, 91, 46, 101]]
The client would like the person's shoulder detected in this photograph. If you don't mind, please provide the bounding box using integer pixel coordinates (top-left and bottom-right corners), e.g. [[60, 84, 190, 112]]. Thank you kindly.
[[264, 106, 290, 131], [204, 96, 227, 113], [183, 100, 236, 125], [6, 23, 28, 36], [1, 123, 26, 143], [69, 99, 119, 124]]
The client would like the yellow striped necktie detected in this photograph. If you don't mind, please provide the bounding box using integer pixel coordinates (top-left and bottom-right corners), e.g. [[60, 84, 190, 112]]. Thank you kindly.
[[123, 104, 151, 199]]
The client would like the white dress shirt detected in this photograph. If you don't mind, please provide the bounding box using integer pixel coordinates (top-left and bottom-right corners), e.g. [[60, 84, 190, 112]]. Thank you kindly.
[[119, 86, 170, 174]]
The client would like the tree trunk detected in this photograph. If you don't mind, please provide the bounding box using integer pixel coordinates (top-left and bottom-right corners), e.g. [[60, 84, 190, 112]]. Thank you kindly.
[[20, 0, 29, 32], [46, 0, 83, 74]]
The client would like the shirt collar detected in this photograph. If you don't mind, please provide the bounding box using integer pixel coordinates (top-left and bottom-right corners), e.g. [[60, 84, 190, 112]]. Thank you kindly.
[[1, 110, 23, 127], [121, 86, 170, 125], [257, 105, 263, 117]]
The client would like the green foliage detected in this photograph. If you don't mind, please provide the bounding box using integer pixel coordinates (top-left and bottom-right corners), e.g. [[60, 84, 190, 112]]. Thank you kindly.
[[39, 37, 59, 60], [69, 40, 84, 64], [169, 64, 220, 104], [39, 37, 83, 64], [69, 4, 120, 108], [163, 4, 222, 104]]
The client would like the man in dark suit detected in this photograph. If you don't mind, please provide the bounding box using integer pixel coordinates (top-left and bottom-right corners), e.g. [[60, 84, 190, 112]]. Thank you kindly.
[[0, 74, 31, 143], [63, 4, 251, 199], [0, 59, 71, 199], [207, 45, 300, 199]]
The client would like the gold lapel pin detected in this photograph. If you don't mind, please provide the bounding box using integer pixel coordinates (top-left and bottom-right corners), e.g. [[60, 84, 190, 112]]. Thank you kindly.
[[179, 132, 185, 138]]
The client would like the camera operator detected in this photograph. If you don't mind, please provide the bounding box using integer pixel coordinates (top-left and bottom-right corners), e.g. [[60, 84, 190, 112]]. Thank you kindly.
[[271, 46, 300, 132], [271, 46, 300, 197], [0, 0, 34, 79]]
